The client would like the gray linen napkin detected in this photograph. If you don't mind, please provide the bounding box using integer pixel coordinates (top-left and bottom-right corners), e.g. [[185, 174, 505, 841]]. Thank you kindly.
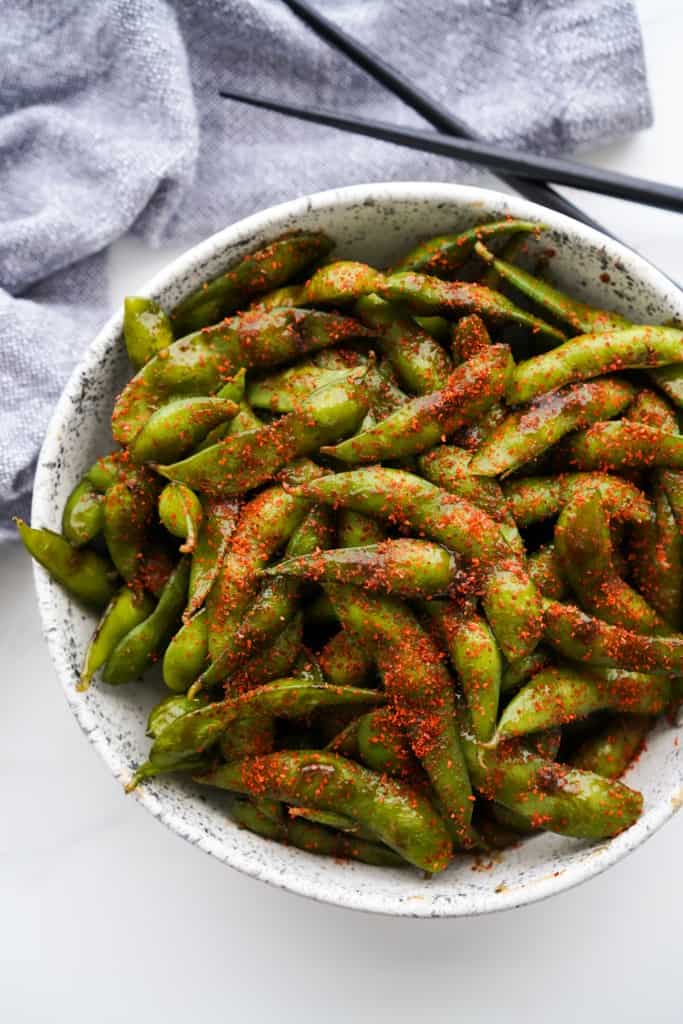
[[0, 0, 652, 539]]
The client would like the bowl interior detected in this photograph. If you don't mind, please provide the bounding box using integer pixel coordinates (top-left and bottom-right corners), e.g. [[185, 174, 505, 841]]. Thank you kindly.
[[32, 182, 683, 916]]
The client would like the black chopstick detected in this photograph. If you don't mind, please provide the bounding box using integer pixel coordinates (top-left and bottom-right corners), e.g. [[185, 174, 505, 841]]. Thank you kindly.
[[220, 90, 683, 215], [281, 0, 608, 233]]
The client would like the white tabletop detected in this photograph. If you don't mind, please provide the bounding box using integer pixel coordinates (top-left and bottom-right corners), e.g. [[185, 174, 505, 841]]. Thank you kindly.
[[3, 2, 682, 1020]]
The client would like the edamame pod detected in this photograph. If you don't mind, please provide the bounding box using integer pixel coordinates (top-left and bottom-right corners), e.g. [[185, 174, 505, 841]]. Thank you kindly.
[[321, 344, 512, 464], [508, 325, 683, 404], [198, 751, 452, 873], [158, 483, 203, 553], [129, 396, 238, 464], [103, 557, 190, 684], [301, 261, 385, 305], [495, 665, 669, 739], [326, 583, 474, 842], [555, 487, 669, 634], [172, 233, 333, 334], [264, 539, 459, 598], [380, 272, 566, 344], [542, 598, 683, 673], [320, 630, 374, 687], [470, 378, 635, 478], [16, 519, 117, 610], [163, 609, 208, 693], [423, 600, 502, 743], [474, 241, 630, 334], [62, 480, 104, 547], [392, 219, 539, 277], [563, 421, 683, 471], [123, 297, 174, 369], [79, 586, 155, 690]]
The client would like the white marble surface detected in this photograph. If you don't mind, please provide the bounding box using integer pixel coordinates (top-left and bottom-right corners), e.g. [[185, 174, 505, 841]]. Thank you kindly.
[[3, 2, 683, 1019]]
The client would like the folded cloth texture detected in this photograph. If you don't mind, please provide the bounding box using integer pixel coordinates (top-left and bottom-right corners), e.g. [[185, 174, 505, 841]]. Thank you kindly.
[[0, 0, 652, 539]]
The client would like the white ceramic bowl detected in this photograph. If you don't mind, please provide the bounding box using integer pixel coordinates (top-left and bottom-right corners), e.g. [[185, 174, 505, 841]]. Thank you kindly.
[[32, 182, 683, 916]]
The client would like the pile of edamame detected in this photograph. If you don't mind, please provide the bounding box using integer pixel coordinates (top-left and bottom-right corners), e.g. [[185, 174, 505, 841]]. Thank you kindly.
[[20, 221, 683, 873]]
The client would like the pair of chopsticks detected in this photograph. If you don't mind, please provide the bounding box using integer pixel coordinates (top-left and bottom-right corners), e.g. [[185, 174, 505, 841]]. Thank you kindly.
[[220, 0, 683, 224]]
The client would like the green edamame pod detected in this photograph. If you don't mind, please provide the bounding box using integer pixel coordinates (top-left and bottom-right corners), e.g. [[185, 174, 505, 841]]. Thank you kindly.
[[321, 344, 512, 464], [301, 261, 385, 305], [392, 219, 539, 277], [354, 294, 452, 394], [103, 476, 158, 583], [461, 731, 643, 840], [138, 679, 384, 777], [123, 297, 174, 369], [79, 586, 155, 690], [542, 598, 683, 673], [495, 665, 669, 740], [103, 557, 190, 684], [158, 368, 369, 496], [264, 539, 459, 598], [205, 473, 321, 663], [423, 600, 502, 743], [216, 369, 247, 404], [474, 241, 630, 334], [158, 482, 203, 553], [417, 444, 522, 553], [358, 364, 408, 430], [469, 378, 635, 478], [480, 230, 531, 290], [146, 693, 207, 739], [380, 272, 566, 344], [414, 316, 452, 343], [186, 498, 240, 620], [508, 325, 683, 405], [111, 308, 374, 445], [451, 313, 491, 362], [163, 609, 208, 693], [16, 519, 117, 610], [198, 751, 452, 873], [172, 233, 333, 335], [626, 388, 678, 432], [563, 421, 683, 471], [503, 473, 650, 527], [84, 452, 126, 492], [62, 480, 104, 547], [650, 364, 683, 409], [129, 396, 238, 464], [569, 714, 650, 779]]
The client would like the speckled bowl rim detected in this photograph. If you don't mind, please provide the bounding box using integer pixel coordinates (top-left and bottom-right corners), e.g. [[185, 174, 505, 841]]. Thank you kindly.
[[32, 181, 683, 917]]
